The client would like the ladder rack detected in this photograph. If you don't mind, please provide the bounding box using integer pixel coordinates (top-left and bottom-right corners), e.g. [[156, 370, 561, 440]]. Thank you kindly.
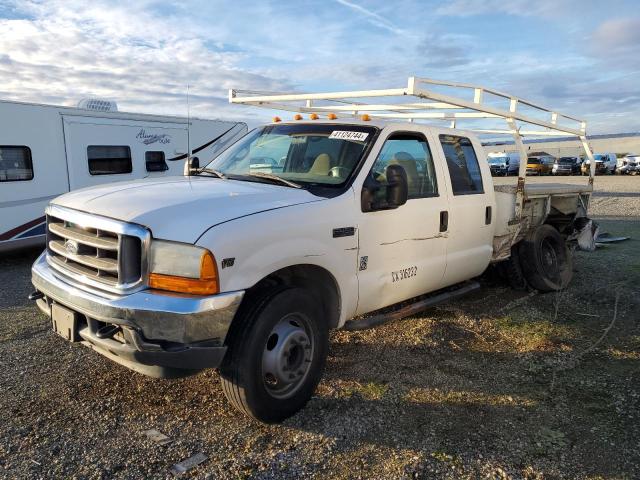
[[230, 76, 586, 137]]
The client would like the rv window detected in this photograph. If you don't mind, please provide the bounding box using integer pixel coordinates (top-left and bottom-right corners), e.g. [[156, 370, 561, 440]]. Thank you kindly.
[[439, 135, 484, 195], [87, 146, 132, 175], [0, 146, 33, 182], [145, 151, 168, 172]]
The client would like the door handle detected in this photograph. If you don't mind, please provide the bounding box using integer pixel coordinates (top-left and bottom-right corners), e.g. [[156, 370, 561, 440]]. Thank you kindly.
[[485, 206, 492, 225], [439, 211, 448, 232]]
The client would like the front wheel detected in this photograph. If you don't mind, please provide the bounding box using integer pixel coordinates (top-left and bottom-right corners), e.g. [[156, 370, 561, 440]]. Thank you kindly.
[[518, 224, 573, 292], [219, 288, 328, 423]]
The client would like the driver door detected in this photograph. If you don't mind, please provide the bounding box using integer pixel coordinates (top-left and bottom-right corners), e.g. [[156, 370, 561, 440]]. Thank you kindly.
[[356, 131, 449, 315]]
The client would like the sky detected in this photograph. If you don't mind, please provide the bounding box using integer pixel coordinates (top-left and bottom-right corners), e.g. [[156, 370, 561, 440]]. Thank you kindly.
[[0, 0, 639, 134]]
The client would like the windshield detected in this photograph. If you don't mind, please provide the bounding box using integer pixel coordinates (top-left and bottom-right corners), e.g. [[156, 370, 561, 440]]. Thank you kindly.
[[593, 154, 606, 161], [488, 156, 508, 165], [204, 124, 377, 188], [528, 158, 541, 164], [558, 157, 576, 164]]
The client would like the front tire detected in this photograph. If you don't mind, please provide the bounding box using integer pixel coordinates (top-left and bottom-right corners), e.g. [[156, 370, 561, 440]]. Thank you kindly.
[[518, 225, 573, 292], [220, 288, 328, 423]]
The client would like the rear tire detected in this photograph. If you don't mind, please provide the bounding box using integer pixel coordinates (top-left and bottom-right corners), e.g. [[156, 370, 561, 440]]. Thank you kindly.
[[498, 246, 528, 290], [518, 225, 573, 292], [220, 288, 328, 423]]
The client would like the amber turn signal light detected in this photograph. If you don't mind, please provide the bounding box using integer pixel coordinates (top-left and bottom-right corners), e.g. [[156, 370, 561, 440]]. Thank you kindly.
[[149, 251, 219, 295]]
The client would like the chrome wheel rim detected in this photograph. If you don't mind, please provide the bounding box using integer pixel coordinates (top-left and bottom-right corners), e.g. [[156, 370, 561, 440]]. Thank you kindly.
[[261, 313, 314, 399]]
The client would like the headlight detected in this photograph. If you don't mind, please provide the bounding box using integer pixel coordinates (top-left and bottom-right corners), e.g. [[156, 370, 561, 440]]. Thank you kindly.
[[148, 240, 219, 295]]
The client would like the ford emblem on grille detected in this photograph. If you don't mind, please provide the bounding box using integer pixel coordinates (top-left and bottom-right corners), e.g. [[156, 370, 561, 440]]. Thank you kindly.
[[64, 240, 79, 255]]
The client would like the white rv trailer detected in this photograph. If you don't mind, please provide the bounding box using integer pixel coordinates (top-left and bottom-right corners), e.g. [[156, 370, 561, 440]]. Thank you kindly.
[[0, 98, 247, 252]]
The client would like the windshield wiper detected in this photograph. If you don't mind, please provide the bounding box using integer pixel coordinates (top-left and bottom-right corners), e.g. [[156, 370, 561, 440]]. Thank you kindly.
[[194, 168, 227, 179], [245, 172, 302, 189]]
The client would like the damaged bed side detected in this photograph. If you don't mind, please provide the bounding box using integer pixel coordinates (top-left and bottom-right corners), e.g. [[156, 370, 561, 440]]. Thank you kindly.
[[492, 182, 598, 263], [486, 115, 603, 291]]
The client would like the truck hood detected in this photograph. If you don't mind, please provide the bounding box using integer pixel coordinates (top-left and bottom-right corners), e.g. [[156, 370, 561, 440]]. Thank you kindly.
[[52, 176, 322, 243]]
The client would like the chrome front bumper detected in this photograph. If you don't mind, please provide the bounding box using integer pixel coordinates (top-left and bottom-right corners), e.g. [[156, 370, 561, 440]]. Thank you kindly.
[[31, 252, 244, 376]]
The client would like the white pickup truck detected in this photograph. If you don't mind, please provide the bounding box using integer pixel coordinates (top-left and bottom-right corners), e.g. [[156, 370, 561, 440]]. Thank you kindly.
[[31, 78, 598, 422]]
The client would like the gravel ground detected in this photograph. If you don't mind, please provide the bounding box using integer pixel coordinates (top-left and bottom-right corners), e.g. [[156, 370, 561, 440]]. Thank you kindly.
[[1, 176, 639, 479]]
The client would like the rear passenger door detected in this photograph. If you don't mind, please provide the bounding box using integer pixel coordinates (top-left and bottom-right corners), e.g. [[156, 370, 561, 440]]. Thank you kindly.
[[435, 133, 494, 286]]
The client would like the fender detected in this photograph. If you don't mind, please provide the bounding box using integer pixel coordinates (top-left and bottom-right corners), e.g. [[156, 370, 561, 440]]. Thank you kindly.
[[196, 189, 359, 327]]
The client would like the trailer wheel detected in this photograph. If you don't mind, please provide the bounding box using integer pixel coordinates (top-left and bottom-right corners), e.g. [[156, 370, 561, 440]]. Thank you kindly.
[[518, 225, 573, 292], [219, 288, 328, 423]]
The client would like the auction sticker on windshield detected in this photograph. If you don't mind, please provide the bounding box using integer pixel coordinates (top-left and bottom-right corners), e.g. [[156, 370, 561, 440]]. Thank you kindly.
[[329, 131, 369, 141]]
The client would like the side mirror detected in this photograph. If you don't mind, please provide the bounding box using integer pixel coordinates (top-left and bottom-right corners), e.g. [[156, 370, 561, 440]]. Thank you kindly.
[[361, 164, 409, 212], [185, 156, 200, 175]]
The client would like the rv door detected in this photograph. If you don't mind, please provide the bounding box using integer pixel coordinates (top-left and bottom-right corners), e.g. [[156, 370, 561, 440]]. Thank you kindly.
[[62, 115, 189, 190]]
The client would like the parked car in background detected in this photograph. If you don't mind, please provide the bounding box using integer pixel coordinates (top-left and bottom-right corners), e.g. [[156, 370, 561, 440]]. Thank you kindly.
[[526, 154, 554, 175], [617, 154, 638, 175], [553, 156, 582, 175], [581, 153, 616, 175], [602, 153, 616, 173], [487, 151, 520, 176]]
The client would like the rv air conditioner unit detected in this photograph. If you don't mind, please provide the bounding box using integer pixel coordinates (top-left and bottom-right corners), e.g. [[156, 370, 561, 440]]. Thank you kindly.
[[77, 98, 118, 112]]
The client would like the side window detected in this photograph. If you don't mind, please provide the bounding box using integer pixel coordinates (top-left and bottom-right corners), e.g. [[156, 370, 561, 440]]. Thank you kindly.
[[145, 151, 168, 172], [87, 146, 132, 175], [369, 134, 438, 199], [439, 135, 483, 195], [0, 146, 33, 182]]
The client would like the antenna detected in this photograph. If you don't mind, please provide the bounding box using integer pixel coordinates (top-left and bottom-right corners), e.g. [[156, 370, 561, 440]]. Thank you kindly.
[[187, 84, 191, 177]]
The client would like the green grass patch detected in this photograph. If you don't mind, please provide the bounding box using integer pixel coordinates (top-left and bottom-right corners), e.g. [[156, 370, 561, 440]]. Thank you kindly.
[[494, 314, 577, 351], [342, 381, 389, 400]]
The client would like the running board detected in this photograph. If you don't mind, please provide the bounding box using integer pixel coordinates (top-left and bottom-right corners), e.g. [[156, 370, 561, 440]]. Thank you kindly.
[[344, 281, 480, 331]]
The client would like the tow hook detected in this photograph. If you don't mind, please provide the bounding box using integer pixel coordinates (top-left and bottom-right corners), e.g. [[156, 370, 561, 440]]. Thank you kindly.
[[28, 291, 44, 301], [95, 324, 122, 340]]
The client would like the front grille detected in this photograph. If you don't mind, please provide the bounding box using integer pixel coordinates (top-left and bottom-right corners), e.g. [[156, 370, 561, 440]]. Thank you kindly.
[[45, 206, 149, 293]]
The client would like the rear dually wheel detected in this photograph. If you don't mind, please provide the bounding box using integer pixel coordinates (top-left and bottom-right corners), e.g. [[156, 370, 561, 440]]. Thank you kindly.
[[518, 224, 573, 292]]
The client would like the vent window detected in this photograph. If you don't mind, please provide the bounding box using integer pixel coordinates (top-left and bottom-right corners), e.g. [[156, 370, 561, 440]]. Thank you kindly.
[[145, 151, 168, 172]]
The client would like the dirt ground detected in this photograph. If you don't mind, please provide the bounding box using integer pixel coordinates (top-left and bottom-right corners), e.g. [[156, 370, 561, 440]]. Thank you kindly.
[[1, 176, 639, 479]]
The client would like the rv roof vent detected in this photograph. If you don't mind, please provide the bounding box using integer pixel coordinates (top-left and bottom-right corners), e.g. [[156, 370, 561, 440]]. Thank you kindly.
[[78, 98, 118, 112]]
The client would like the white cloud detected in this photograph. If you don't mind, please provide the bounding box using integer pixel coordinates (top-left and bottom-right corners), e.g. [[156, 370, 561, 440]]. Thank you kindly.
[[0, 0, 293, 122], [0, 0, 638, 133], [590, 17, 640, 66]]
